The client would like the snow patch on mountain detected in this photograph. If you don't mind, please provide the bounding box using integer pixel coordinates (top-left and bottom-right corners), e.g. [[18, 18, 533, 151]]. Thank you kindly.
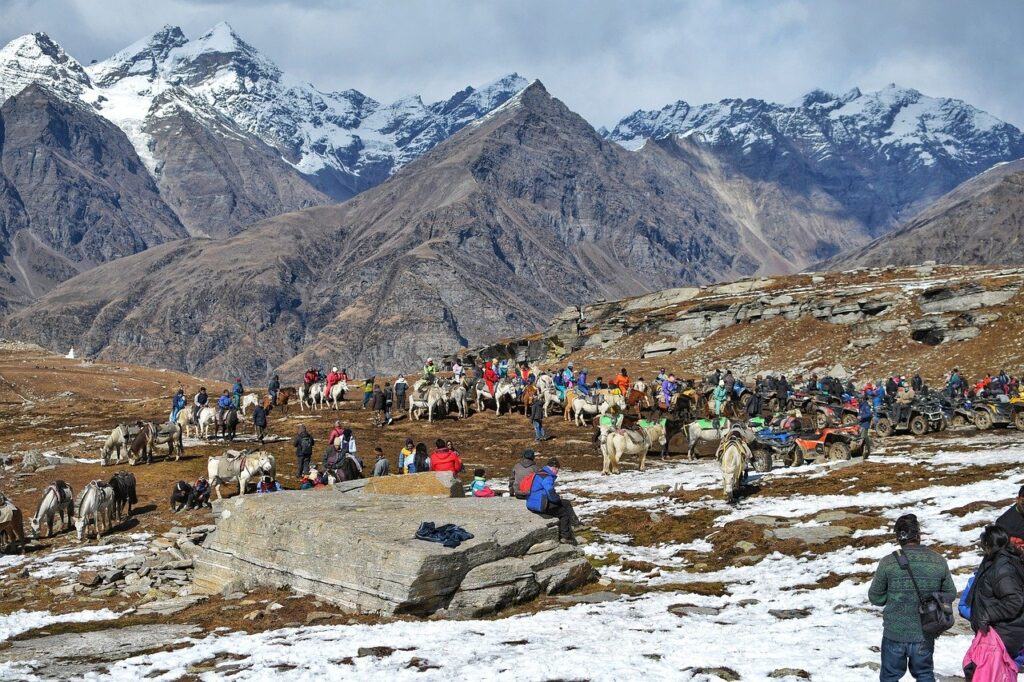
[[0, 33, 90, 103]]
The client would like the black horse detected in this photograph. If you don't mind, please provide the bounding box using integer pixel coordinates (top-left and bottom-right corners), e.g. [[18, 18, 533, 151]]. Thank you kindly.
[[108, 471, 137, 519]]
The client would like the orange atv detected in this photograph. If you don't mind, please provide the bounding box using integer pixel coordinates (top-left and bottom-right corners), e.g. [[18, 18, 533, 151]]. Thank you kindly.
[[790, 424, 866, 466]]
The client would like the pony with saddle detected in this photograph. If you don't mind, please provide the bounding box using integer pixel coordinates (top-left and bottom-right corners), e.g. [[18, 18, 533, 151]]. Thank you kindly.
[[207, 451, 276, 499], [717, 425, 753, 503], [128, 421, 184, 464], [30, 480, 74, 538], [0, 493, 26, 552], [101, 422, 144, 466], [74, 480, 116, 542]]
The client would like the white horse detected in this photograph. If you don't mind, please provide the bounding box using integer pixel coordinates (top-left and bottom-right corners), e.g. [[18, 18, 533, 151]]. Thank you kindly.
[[30, 480, 74, 539], [299, 382, 324, 410], [449, 384, 470, 418], [568, 393, 622, 426], [177, 407, 216, 439], [100, 423, 142, 466], [239, 393, 260, 417], [601, 421, 667, 475], [74, 481, 115, 542], [207, 451, 276, 499], [325, 381, 350, 409], [410, 384, 448, 423], [475, 378, 517, 415], [685, 418, 751, 460], [717, 429, 752, 503]]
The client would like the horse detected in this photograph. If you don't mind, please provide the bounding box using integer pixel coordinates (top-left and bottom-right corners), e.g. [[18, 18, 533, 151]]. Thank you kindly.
[[100, 422, 143, 466], [410, 384, 448, 422], [601, 420, 668, 475], [108, 472, 137, 520], [0, 493, 26, 552], [128, 421, 184, 465], [325, 381, 350, 409], [239, 393, 260, 417], [213, 407, 239, 441], [532, 374, 562, 417], [625, 389, 653, 419], [29, 480, 74, 539], [299, 382, 324, 410], [474, 378, 517, 415], [448, 383, 470, 419], [684, 418, 745, 460], [207, 451, 276, 499], [277, 387, 297, 414], [177, 406, 215, 439], [74, 481, 116, 542], [717, 427, 752, 503]]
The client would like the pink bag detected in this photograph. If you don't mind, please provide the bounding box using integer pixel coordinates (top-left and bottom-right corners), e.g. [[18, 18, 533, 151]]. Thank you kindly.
[[473, 486, 496, 497], [963, 629, 1018, 682]]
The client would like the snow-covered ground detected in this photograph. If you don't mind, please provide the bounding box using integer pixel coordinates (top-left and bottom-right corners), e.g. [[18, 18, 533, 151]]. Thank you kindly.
[[2, 431, 1020, 681]]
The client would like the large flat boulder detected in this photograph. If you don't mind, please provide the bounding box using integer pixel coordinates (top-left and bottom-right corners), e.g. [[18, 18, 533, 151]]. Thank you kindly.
[[192, 490, 595, 618]]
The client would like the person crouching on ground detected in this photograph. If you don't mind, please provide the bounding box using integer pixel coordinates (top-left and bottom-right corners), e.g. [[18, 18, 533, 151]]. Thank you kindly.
[[256, 475, 282, 493], [526, 457, 581, 545], [868, 513, 955, 682]]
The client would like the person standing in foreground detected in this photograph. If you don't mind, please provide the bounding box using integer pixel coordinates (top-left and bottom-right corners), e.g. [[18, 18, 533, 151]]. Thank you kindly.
[[525, 457, 581, 545], [530, 392, 546, 441], [963, 525, 1024, 680], [868, 514, 956, 682]]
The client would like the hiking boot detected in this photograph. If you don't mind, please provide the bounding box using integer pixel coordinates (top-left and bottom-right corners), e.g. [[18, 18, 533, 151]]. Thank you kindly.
[[559, 534, 578, 546]]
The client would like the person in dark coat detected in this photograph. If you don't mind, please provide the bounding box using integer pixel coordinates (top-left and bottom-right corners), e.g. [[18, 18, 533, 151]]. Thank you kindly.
[[858, 397, 874, 458], [526, 457, 580, 544], [252, 404, 268, 444], [996, 485, 1024, 551], [383, 382, 394, 425], [293, 425, 314, 477], [530, 394, 546, 441], [268, 374, 281, 406], [967, 525, 1024, 670], [371, 385, 386, 426], [510, 448, 539, 498], [170, 480, 192, 512]]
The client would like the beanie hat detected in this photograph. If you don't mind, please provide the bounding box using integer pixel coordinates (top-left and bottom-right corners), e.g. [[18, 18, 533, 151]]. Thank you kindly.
[[522, 448, 536, 461]]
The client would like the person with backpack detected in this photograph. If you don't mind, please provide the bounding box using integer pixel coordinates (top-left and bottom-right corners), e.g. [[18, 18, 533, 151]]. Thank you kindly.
[[293, 425, 314, 477], [868, 513, 956, 682], [962, 525, 1024, 680], [526, 457, 581, 545], [996, 485, 1024, 551], [510, 448, 539, 499]]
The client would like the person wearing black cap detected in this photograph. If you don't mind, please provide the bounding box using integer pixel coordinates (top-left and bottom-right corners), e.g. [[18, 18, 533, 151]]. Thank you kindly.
[[510, 449, 539, 499], [996, 486, 1024, 550], [868, 514, 955, 682]]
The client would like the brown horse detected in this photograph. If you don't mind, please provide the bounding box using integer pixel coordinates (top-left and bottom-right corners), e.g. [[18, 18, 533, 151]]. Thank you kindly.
[[521, 384, 538, 414], [625, 389, 651, 418], [277, 387, 297, 414]]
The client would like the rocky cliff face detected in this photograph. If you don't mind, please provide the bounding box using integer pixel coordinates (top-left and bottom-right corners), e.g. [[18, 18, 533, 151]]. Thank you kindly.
[[0, 85, 186, 312], [607, 86, 1024, 235], [824, 159, 1024, 269]]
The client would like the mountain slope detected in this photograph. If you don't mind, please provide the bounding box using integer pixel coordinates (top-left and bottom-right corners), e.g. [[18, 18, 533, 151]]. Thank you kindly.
[[607, 85, 1024, 235], [825, 159, 1024, 268], [4, 82, 888, 378], [0, 85, 187, 312]]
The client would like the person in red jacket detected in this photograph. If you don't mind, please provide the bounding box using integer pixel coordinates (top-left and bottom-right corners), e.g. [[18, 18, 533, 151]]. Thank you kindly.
[[303, 368, 318, 390], [430, 438, 463, 474], [484, 362, 499, 395], [325, 367, 342, 398]]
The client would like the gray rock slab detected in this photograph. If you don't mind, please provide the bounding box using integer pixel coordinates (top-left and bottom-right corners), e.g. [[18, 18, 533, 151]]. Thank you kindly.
[[193, 490, 595, 618], [768, 526, 853, 544]]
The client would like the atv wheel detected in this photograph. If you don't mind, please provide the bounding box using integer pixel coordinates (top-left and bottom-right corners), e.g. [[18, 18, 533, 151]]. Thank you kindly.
[[951, 414, 967, 428], [841, 413, 858, 426], [752, 448, 773, 473], [875, 418, 894, 438], [909, 415, 928, 436], [827, 441, 851, 462], [1015, 411, 1024, 431], [975, 409, 994, 430], [786, 448, 804, 467]]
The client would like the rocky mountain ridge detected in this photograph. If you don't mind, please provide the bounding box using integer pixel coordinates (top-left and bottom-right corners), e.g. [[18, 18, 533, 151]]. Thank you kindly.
[[606, 85, 1024, 234]]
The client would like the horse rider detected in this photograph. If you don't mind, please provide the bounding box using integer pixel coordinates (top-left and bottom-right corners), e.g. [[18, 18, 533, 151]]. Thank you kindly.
[[192, 387, 208, 422], [325, 366, 343, 399], [575, 370, 591, 397], [562, 363, 575, 388], [633, 377, 647, 395], [231, 378, 244, 409], [660, 374, 679, 410], [170, 388, 186, 423], [613, 368, 630, 396], [498, 358, 509, 379], [423, 358, 437, 385], [268, 374, 280, 406], [452, 359, 465, 384], [484, 360, 499, 396], [216, 389, 232, 426], [303, 367, 318, 392], [713, 380, 729, 421]]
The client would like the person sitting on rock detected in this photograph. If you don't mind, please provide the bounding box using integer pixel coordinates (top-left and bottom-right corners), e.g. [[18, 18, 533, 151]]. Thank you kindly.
[[510, 449, 539, 499], [188, 478, 211, 509], [397, 437, 415, 474], [256, 475, 283, 494], [470, 468, 495, 497], [526, 457, 581, 544], [170, 480, 192, 512], [430, 439, 462, 473]]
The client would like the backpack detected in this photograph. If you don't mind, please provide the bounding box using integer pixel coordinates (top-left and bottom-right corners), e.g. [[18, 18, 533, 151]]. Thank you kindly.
[[894, 550, 955, 637], [959, 573, 976, 619], [299, 433, 313, 457], [518, 471, 536, 495]]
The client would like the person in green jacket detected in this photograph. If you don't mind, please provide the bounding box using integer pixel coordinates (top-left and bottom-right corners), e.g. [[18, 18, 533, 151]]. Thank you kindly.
[[868, 514, 955, 682]]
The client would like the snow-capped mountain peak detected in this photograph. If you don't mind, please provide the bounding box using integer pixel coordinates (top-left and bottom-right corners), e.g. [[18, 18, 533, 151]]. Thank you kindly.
[[0, 32, 91, 102], [87, 25, 188, 87]]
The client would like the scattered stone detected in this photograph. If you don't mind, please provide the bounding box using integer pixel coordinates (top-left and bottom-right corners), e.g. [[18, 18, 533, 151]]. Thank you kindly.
[[734, 541, 757, 553], [243, 609, 263, 621], [357, 646, 396, 658], [746, 515, 782, 526], [78, 571, 101, 587], [767, 526, 853, 544], [555, 591, 621, 604], [305, 611, 336, 625], [690, 667, 740, 681], [406, 657, 440, 672], [135, 595, 207, 616], [770, 669, 811, 679], [669, 604, 722, 617], [769, 608, 813, 620]]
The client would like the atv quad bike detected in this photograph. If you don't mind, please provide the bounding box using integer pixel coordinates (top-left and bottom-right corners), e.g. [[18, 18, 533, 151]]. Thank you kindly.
[[874, 400, 945, 437]]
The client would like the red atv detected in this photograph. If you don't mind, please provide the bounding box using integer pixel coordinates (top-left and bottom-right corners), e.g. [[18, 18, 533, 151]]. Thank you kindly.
[[791, 424, 866, 466]]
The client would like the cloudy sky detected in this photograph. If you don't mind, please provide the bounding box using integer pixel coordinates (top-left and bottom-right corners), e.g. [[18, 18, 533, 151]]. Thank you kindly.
[[2, 0, 1022, 127]]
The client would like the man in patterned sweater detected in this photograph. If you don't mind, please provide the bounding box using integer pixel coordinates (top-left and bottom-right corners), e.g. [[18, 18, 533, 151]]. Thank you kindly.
[[869, 514, 956, 682]]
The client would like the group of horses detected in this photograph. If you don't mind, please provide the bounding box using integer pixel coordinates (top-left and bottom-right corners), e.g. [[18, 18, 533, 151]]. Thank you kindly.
[[101, 421, 183, 466]]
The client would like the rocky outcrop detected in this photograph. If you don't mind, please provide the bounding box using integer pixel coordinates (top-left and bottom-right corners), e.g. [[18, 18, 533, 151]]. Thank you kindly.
[[192, 490, 595, 618]]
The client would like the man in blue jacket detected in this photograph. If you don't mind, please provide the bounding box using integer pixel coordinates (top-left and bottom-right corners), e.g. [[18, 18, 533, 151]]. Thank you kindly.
[[858, 394, 874, 459], [526, 457, 581, 544]]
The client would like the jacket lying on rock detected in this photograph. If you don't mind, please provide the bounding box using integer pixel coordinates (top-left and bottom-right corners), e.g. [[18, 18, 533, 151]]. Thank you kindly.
[[415, 522, 474, 548]]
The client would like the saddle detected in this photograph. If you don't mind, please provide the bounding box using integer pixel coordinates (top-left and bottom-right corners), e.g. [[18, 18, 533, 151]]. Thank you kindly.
[[155, 422, 178, 437], [48, 481, 70, 506], [120, 422, 143, 439], [0, 501, 15, 525], [621, 429, 647, 446]]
